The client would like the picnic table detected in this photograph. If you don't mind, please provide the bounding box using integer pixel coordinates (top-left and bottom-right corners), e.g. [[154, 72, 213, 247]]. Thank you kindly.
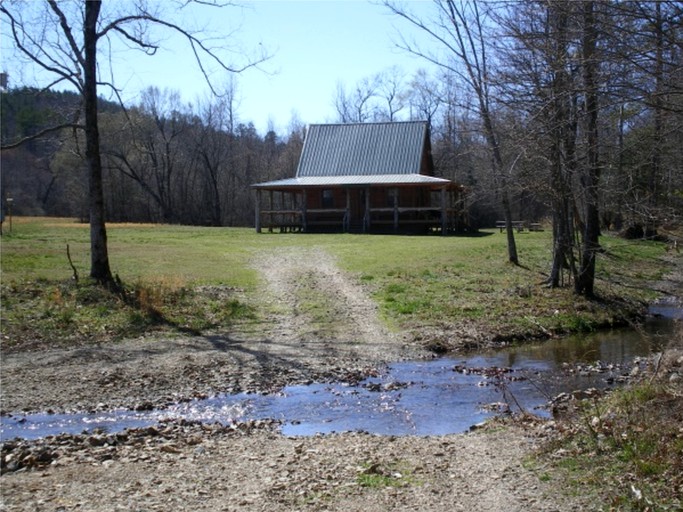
[[495, 221, 543, 233], [496, 220, 525, 232]]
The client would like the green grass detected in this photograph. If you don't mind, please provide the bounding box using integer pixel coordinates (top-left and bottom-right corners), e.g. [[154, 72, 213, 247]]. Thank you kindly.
[[0, 217, 673, 349], [335, 230, 668, 342], [1, 219, 263, 286]]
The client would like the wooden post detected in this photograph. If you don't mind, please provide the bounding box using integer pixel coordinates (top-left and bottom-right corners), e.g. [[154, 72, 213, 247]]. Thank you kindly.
[[345, 188, 351, 232], [268, 191, 274, 232], [441, 188, 447, 235], [364, 187, 371, 233], [301, 189, 308, 232], [255, 189, 261, 233], [393, 189, 399, 233]]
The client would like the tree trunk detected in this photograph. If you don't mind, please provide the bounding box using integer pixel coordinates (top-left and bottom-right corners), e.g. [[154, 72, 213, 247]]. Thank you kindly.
[[549, 91, 580, 288], [500, 173, 519, 265], [576, 1, 601, 297], [84, 0, 113, 284], [480, 78, 518, 265], [648, 1, 663, 236]]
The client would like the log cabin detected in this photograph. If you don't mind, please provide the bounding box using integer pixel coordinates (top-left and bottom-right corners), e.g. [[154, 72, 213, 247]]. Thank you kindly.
[[252, 121, 465, 234]]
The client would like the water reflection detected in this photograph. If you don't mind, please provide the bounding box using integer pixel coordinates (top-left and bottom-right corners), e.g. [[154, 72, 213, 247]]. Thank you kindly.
[[495, 316, 671, 368], [1, 316, 677, 440], [650, 297, 683, 320]]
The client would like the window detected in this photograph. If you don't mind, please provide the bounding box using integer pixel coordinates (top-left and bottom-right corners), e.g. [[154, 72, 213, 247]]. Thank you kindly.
[[322, 189, 334, 208]]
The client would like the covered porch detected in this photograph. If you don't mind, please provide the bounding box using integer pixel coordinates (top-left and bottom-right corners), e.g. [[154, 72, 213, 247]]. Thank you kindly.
[[253, 177, 467, 235]]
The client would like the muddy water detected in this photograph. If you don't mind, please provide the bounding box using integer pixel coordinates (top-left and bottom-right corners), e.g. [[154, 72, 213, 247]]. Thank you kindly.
[[1, 315, 677, 440]]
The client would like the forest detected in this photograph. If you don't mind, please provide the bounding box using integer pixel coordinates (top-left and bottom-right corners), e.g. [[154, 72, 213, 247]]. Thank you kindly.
[[1, 1, 681, 236]]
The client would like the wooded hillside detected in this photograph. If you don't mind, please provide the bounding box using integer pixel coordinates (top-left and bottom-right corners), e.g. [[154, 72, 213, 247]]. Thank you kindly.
[[1, 1, 682, 234]]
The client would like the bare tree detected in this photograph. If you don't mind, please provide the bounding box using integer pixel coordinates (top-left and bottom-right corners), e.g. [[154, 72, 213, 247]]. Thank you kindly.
[[375, 66, 407, 121], [499, 0, 601, 295], [333, 76, 380, 123], [191, 94, 236, 226], [406, 69, 444, 127], [575, 0, 601, 296], [333, 81, 353, 123], [599, 1, 683, 235], [1, 0, 267, 285], [496, 1, 582, 287], [384, 0, 519, 264], [105, 87, 189, 224]]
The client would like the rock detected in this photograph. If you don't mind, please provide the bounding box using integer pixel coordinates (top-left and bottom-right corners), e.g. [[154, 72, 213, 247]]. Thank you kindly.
[[134, 401, 154, 412], [145, 426, 160, 436], [159, 444, 181, 454], [186, 435, 203, 446], [87, 435, 107, 447]]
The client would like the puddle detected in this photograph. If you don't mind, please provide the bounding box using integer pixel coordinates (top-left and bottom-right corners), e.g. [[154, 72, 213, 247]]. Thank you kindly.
[[1, 315, 677, 441], [650, 296, 683, 320]]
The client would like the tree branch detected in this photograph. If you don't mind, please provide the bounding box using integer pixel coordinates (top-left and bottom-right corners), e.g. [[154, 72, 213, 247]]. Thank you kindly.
[[0, 6, 83, 92], [46, 0, 86, 68], [1, 123, 84, 150], [111, 26, 159, 54]]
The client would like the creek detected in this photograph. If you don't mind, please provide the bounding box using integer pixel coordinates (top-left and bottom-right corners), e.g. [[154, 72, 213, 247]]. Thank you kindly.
[[1, 310, 678, 441]]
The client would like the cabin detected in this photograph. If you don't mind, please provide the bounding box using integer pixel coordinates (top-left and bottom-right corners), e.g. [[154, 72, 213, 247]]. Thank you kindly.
[[251, 121, 466, 234]]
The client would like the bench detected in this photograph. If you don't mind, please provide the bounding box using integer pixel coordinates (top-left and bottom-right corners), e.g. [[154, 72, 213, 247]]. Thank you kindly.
[[495, 221, 543, 233], [496, 220, 525, 233]]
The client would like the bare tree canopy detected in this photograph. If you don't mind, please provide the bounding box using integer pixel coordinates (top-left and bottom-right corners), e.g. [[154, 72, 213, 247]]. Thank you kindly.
[[1, 0, 269, 284], [383, 0, 683, 295], [384, 0, 520, 265]]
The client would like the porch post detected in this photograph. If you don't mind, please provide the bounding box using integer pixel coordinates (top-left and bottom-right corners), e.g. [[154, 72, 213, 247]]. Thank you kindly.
[[345, 188, 351, 232], [440, 187, 447, 235], [301, 189, 308, 232], [268, 191, 274, 232], [255, 189, 261, 233], [364, 187, 371, 232], [393, 189, 399, 233]]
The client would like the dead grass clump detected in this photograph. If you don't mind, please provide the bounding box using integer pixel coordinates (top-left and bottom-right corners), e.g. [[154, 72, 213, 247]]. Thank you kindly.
[[132, 276, 188, 319]]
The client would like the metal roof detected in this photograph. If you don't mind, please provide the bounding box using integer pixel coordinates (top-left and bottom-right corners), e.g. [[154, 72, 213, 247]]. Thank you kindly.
[[296, 121, 430, 178], [252, 174, 455, 190], [251, 121, 459, 190]]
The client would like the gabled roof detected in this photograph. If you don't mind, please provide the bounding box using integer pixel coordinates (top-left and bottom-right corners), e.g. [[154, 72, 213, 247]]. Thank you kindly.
[[296, 121, 431, 178], [251, 120, 449, 190]]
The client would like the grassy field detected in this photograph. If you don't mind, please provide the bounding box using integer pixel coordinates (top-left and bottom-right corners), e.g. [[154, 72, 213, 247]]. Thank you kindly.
[[0, 216, 672, 349]]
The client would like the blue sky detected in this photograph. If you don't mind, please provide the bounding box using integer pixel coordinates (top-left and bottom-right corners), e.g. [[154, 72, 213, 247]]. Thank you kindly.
[[124, 0, 439, 134], [2, 0, 441, 135]]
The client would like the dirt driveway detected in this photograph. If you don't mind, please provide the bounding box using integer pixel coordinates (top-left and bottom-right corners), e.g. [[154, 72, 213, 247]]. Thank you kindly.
[[1, 248, 423, 414], [1, 247, 591, 511]]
